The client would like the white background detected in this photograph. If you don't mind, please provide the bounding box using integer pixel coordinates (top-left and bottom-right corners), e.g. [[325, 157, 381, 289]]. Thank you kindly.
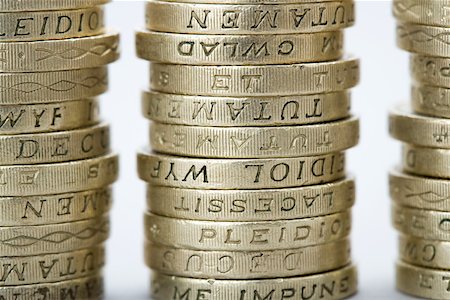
[[102, 1, 411, 299]]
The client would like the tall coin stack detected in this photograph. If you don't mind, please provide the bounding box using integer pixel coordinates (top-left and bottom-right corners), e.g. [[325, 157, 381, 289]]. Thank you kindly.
[[390, 1, 450, 299], [137, 0, 360, 298], [0, 1, 119, 298]]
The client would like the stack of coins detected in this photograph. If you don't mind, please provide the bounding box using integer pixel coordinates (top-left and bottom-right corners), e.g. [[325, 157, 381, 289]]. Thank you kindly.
[[390, 1, 450, 299], [137, 0, 360, 298], [0, 1, 119, 298]]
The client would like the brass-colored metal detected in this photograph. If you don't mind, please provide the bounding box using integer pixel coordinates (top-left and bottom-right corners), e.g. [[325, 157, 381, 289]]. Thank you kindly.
[[0, 123, 110, 165], [157, 0, 346, 4], [138, 151, 346, 190], [145, 1, 355, 34], [0, 0, 115, 294], [399, 235, 450, 270], [411, 85, 450, 119], [393, 204, 450, 241], [0, 7, 105, 42], [0, 32, 119, 72], [0, 275, 103, 299], [389, 105, 450, 148], [0, 68, 108, 104], [0, 187, 112, 226], [150, 58, 360, 96], [0, 99, 100, 134], [0, 216, 109, 256], [150, 117, 359, 158], [390, 170, 450, 212], [0, 246, 104, 286], [411, 55, 450, 89], [0, 0, 109, 12], [397, 23, 450, 57], [138, 0, 358, 289], [145, 239, 351, 279], [151, 264, 358, 300], [397, 261, 450, 299], [393, 0, 450, 27], [136, 31, 344, 65], [142, 91, 351, 127], [147, 178, 355, 221], [401, 145, 450, 179], [145, 211, 351, 251], [0, 153, 118, 196]]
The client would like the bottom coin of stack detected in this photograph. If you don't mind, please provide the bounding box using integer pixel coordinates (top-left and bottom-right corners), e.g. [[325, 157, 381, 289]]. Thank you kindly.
[[389, 107, 450, 299], [0, 120, 119, 298], [138, 149, 358, 299]]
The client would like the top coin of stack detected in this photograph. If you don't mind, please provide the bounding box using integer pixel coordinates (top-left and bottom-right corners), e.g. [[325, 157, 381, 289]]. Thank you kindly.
[[390, 1, 450, 299], [136, 0, 359, 299], [0, 1, 119, 298]]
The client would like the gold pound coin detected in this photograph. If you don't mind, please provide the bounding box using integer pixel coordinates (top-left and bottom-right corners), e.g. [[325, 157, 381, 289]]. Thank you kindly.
[[389, 105, 450, 148], [0, 274, 103, 300], [411, 55, 450, 89], [0, 123, 110, 165], [0, 99, 100, 134], [142, 91, 351, 127], [411, 84, 450, 119], [402, 145, 450, 179], [145, 1, 355, 34], [397, 261, 450, 299], [145, 211, 351, 251], [0, 216, 109, 256], [138, 151, 346, 190], [0, 246, 104, 286], [393, 204, 450, 241], [0, 68, 108, 104], [150, 58, 360, 96], [147, 178, 355, 221], [136, 31, 343, 65], [397, 23, 450, 57], [0, 153, 118, 196], [150, 117, 359, 158], [390, 170, 450, 211], [399, 235, 450, 270], [151, 264, 358, 300], [0, 32, 119, 72], [393, 0, 450, 27], [0, 0, 109, 12], [145, 239, 351, 279], [0, 187, 111, 226], [0, 7, 105, 42]]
